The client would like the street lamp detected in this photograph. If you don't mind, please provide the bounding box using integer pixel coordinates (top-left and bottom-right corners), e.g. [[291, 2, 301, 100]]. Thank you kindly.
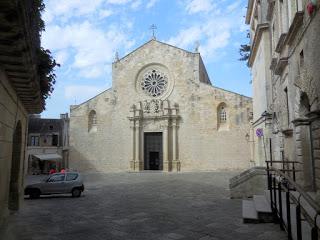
[[261, 111, 273, 126]]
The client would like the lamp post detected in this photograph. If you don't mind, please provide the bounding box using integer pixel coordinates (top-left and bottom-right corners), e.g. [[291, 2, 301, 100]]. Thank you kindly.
[[261, 111, 273, 165]]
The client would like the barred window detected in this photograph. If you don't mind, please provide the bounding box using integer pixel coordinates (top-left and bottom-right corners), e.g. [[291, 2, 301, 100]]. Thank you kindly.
[[219, 106, 227, 123], [88, 110, 97, 132]]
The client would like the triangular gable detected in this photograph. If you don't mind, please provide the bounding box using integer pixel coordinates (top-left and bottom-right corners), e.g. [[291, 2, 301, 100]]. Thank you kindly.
[[116, 39, 196, 63]]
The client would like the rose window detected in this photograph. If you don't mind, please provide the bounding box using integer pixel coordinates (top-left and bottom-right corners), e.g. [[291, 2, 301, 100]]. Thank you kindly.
[[141, 69, 168, 97]]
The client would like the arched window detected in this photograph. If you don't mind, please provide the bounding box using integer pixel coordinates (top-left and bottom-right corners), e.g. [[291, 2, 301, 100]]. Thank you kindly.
[[219, 106, 227, 123], [88, 110, 97, 132], [217, 103, 228, 130]]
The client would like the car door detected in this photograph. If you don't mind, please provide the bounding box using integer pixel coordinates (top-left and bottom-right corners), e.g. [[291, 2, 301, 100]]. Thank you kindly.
[[65, 173, 79, 193], [44, 173, 66, 194]]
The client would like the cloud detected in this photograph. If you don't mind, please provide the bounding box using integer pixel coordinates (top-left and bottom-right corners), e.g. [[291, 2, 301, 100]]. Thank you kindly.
[[131, 0, 143, 9], [107, 0, 131, 4], [167, 0, 246, 61], [99, 9, 113, 19], [43, 0, 105, 23], [167, 18, 232, 59], [186, 0, 214, 14], [65, 85, 104, 101], [226, 0, 242, 12], [42, 21, 135, 78], [146, 0, 158, 8], [167, 26, 202, 49], [54, 50, 69, 65]]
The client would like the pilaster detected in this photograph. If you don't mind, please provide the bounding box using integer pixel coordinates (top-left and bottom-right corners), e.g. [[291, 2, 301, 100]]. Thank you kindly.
[[162, 123, 169, 171]]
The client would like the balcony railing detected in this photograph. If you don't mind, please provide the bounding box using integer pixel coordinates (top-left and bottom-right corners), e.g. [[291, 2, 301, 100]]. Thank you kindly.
[[266, 161, 320, 240]]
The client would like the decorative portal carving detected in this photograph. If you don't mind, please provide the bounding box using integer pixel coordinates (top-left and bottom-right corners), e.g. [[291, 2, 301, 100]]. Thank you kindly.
[[141, 69, 168, 97], [142, 99, 162, 115], [128, 99, 180, 172]]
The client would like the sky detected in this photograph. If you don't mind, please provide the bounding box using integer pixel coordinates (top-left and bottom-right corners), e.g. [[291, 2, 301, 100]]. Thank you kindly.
[[41, 0, 251, 118]]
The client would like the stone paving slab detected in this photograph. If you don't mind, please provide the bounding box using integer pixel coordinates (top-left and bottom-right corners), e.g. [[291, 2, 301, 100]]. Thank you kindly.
[[1, 172, 287, 240]]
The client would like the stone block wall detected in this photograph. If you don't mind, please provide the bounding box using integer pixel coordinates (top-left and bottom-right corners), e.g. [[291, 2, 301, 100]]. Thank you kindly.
[[0, 69, 28, 226], [311, 119, 320, 191], [69, 40, 253, 172]]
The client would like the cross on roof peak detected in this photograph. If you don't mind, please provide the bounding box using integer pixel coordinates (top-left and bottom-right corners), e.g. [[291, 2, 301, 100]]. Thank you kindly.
[[149, 24, 157, 40]]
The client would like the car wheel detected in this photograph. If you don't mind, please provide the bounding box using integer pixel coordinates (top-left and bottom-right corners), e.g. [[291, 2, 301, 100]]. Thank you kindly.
[[72, 188, 81, 197], [29, 189, 40, 199]]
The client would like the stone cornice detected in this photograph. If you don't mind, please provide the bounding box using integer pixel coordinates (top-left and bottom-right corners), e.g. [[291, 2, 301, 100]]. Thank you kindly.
[[128, 115, 180, 121], [275, 33, 288, 53], [245, 0, 255, 24], [306, 110, 320, 121], [274, 57, 289, 75], [281, 128, 293, 136], [248, 23, 269, 67], [292, 118, 310, 126], [284, 11, 304, 45], [0, 0, 43, 113]]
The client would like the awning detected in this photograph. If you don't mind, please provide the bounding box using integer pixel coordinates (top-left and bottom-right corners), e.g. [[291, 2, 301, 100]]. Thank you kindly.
[[33, 154, 62, 161]]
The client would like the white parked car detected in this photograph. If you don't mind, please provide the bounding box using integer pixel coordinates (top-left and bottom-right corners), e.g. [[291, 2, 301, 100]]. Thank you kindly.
[[24, 172, 84, 198]]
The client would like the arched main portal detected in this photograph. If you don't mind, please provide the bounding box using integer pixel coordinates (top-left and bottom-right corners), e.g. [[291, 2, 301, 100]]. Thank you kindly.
[[9, 121, 22, 211]]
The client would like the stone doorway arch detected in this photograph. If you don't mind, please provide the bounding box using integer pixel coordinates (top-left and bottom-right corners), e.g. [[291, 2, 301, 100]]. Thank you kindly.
[[293, 90, 315, 191], [9, 121, 22, 211]]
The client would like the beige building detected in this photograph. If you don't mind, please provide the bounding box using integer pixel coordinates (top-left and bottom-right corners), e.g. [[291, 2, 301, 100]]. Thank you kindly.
[[69, 40, 253, 172], [0, 0, 56, 227], [26, 114, 70, 175], [246, 0, 320, 196]]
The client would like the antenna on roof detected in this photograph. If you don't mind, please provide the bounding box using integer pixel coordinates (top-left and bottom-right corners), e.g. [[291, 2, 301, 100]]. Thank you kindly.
[[149, 24, 157, 40]]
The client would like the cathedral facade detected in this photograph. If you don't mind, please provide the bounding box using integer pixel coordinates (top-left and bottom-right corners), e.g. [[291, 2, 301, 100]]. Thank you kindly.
[[69, 40, 253, 172]]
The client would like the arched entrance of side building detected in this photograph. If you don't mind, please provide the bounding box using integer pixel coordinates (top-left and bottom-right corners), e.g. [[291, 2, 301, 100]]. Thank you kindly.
[[8, 121, 22, 211]]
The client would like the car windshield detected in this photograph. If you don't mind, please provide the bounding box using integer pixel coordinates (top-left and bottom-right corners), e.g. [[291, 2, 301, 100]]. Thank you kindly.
[[42, 176, 50, 182]]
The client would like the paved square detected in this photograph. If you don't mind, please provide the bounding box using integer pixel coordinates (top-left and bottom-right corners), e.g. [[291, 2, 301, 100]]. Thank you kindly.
[[3, 172, 287, 240]]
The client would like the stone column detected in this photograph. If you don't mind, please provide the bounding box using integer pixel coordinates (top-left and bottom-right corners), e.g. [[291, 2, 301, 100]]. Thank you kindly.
[[171, 116, 180, 171], [306, 110, 320, 193], [292, 118, 312, 190], [163, 124, 169, 171], [172, 119, 177, 161], [135, 119, 141, 171], [130, 121, 135, 171], [129, 105, 136, 171]]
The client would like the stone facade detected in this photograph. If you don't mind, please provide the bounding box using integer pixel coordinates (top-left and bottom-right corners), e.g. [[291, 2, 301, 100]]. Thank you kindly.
[[246, 0, 320, 198], [69, 40, 253, 172], [0, 0, 53, 228], [0, 69, 28, 226]]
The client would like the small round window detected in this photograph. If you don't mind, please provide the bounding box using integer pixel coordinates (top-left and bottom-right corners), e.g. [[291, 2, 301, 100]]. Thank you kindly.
[[141, 69, 168, 97]]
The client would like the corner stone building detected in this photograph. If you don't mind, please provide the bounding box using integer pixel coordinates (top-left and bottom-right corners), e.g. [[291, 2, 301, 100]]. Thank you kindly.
[[69, 40, 253, 172], [0, 0, 50, 228]]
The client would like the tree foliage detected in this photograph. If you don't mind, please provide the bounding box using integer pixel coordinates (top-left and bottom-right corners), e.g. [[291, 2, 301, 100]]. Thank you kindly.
[[37, 48, 60, 100], [239, 44, 250, 62], [239, 31, 251, 66], [34, 0, 60, 101]]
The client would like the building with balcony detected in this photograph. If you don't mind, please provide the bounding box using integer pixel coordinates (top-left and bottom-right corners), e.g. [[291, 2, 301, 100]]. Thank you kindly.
[[26, 114, 69, 174], [246, 0, 320, 206], [0, 0, 56, 228]]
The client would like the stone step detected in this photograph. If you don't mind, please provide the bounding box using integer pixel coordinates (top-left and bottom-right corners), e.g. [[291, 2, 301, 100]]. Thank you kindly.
[[253, 195, 273, 223], [253, 195, 272, 213], [264, 189, 315, 240], [242, 200, 259, 223]]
